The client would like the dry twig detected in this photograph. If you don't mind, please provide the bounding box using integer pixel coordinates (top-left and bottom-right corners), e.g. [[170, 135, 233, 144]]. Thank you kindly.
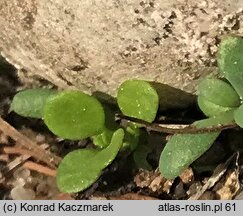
[[22, 161, 56, 177], [0, 117, 61, 168]]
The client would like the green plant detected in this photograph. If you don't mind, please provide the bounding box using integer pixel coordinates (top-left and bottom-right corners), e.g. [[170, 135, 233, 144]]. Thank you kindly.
[[43, 91, 105, 140], [10, 35, 243, 193], [117, 80, 159, 122], [159, 35, 243, 179], [159, 111, 235, 179], [11, 80, 159, 192], [57, 128, 124, 193]]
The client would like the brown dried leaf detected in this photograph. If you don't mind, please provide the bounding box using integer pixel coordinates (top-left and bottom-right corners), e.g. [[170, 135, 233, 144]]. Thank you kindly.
[[179, 167, 194, 184], [214, 170, 240, 200], [134, 169, 173, 194], [188, 154, 236, 200]]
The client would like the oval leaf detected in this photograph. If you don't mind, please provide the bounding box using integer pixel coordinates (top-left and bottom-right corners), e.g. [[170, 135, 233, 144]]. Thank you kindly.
[[218, 35, 243, 98], [197, 78, 240, 107], [56, 128, 124, 193], [117, 80, 159, 122], [197, 95, 234, 117], [43, 90, 105, 140], [10, 88, 57, 118], [159, 110, 235, 179]]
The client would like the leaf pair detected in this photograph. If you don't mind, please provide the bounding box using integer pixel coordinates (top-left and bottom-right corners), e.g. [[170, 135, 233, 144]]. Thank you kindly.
[[11, 89, 105, 140], [57, 80, 159, 192]]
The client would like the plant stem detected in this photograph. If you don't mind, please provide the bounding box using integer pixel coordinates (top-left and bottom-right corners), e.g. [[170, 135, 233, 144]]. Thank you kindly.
[[116, 114, 237, 134]]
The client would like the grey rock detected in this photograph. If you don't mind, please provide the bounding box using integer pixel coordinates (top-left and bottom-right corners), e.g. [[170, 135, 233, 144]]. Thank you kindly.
[[0, 0, 242, 97]]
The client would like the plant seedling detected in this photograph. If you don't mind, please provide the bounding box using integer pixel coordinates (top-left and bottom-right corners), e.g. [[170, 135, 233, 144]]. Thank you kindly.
[[10, 80, 159, 193], [10, 35, 243, 193], [159, 35, 243, 179]]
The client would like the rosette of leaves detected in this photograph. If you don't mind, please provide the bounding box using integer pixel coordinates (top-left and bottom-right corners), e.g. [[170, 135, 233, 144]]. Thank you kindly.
[[11, 35, 243, 189], [160, 35, 243, 179]]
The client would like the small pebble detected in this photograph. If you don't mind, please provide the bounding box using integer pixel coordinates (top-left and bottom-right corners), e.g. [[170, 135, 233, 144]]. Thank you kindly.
[[13, 178, 26, 187], [13, 168, 30, 180], [11, 186, 35, 200], [36, 134, 45, 143]]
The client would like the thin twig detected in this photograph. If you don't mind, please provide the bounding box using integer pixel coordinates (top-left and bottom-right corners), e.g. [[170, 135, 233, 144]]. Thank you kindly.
[[7, 155, 30, 171], [1, 145, 56, 182], [5, 144, 48, 173], [0, 117, 61, 167], [22, 161, 56, 177], [1, 144, 50, 180], [116, 114, 237, 134], [1, 146, 32, 156], [1, 146, 60, 171], [0, 154, 9, 162]]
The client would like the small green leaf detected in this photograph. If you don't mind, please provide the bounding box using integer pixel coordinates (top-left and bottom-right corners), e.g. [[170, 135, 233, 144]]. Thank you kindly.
[[159, 110, 235, 179], [197, 78, 240, 107], [95, 128, 125, 166], [10, 88, 57, 118], [122, 123, 140, 151], [91, 104, 119, 148], [234, 104, 243, 128], [92, 128, 114, 148], [193, 110, 235, 127], [218, 35, 243, 98], [56, 128, 124, 193], [117, 80, 159, 122], [43, 90, 105, 140], [160, 132, 219, 179], [197, 95, 234, 117]]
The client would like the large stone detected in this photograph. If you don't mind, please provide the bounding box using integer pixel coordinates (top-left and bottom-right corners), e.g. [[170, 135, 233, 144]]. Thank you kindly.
[[0, 0, 242, 97]]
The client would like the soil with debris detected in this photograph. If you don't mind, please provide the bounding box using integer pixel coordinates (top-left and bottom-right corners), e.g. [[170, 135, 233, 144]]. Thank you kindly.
[[0, 57, 243, 200]]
